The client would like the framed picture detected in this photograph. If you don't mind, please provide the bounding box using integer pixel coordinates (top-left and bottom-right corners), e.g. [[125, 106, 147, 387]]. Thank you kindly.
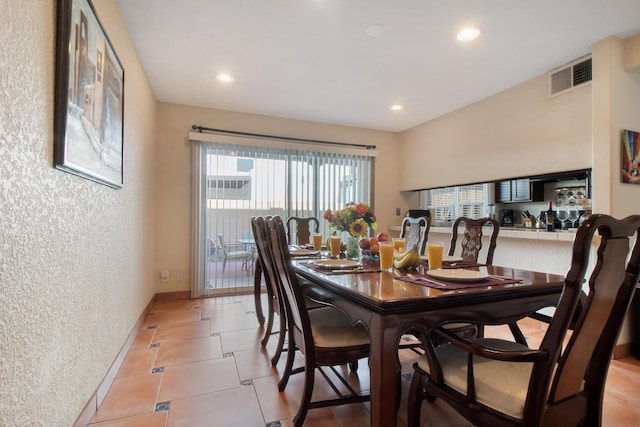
[[54, 0, 124, 188], [622, 129, 640, 185]]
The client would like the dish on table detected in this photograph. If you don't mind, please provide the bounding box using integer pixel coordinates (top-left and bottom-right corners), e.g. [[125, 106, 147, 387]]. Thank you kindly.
[[425, 269, 488, 283], [290, 248, 320, 256], [312, 259, 361, 270], [420, 254, 463, 263]]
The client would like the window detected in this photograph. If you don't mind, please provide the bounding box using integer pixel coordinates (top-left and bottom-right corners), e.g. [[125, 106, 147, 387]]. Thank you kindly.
[[421, 184, 490, 222], [191, 138, 375, 297]]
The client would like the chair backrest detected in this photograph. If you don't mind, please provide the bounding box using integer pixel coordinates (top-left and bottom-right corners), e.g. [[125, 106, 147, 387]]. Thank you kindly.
[[217, 234, 229, 257], [286, 216, 320, 246], [251, 216, 280, 309], [400, 216, 430, 255], [527, 214, 640, 425], [267, 216, 312, 354], [448, 217, 499, 264]]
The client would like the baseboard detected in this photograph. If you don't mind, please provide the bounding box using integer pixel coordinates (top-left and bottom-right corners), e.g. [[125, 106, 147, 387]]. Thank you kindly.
[[73, 294, 158, 426], [613, 342, 632, 360], [156, 290, 191, 301]]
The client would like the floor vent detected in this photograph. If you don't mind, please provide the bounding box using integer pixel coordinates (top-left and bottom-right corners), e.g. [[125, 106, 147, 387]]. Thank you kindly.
[[548, 55, 592, 97]]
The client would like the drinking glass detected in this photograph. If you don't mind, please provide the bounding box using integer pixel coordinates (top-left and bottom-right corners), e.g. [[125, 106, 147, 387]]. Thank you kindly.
[[312, 233, 323, 250], [379, 243, 394, 271], [427, 242, 444, 270], [392, 237, 406, 253], [329, 236, 342, 258], [557, 210, 568, 230]]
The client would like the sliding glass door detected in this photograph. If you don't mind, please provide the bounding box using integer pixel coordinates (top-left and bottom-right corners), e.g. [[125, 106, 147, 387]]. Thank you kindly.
[[192, 140, 374, 297]]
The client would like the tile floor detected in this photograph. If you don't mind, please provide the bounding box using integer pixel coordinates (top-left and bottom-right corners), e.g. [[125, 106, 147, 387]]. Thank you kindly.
[[85, 294, 640, 427]]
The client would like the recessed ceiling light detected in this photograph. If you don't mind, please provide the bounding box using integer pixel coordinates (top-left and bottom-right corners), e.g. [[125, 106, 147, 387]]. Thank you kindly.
[[365, 23, 385, 37], [390, 104, 404, 111], [216, 74, 234, 82], [456, 27, 480, 42]]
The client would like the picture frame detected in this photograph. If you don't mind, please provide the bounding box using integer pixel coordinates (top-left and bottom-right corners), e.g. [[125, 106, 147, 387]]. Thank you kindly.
[[622, 129, 640, 185], [54, 0, 124, 188]]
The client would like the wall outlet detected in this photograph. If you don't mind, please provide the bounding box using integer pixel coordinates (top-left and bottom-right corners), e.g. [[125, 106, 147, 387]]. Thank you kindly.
[[396, 208, 401, 215], [160, 269, 169, 283], [176, 271, 183, 283]]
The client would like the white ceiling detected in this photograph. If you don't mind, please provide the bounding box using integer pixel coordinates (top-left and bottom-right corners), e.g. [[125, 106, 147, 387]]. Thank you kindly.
[[116, 0, 640, 132]]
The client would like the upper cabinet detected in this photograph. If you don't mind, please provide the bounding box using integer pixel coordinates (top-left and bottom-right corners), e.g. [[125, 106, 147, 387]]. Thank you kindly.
[[496, 179, 544, 203]]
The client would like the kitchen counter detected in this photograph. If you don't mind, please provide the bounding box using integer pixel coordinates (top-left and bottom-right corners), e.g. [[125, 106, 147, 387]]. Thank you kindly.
[[388, 225, 578, 242]]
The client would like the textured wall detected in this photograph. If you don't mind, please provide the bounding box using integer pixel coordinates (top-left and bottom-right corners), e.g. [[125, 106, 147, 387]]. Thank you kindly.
[[0, 0, 157, 424]]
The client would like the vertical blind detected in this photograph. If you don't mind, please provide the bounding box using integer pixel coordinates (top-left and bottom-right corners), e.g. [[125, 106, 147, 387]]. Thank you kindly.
[[192, 139, 374, 297], [422, 184, 489, 222]]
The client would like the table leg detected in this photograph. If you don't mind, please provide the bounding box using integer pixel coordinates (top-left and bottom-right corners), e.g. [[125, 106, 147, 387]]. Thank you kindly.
[[368, 313, 401, 427], [253, 260, 265, 326]]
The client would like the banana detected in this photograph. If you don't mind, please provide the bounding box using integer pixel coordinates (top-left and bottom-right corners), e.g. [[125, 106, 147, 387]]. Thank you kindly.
[[393, 244, 421, 269]]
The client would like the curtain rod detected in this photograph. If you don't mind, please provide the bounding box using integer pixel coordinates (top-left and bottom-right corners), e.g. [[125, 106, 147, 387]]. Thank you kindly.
[[191, 125, 377, 150]]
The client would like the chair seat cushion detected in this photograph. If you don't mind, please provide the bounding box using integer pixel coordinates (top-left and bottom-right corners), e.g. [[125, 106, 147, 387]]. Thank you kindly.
[[417, 338, 532, 419], [309, 307, 369, 349], [227, 251, 251, 258]]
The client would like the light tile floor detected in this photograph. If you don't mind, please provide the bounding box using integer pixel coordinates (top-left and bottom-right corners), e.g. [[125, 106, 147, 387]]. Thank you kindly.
[[85, 294, 640, 427]]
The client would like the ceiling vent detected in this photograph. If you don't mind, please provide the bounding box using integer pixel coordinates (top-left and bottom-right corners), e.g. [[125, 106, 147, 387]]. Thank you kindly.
[[548, 55, 592, 97]]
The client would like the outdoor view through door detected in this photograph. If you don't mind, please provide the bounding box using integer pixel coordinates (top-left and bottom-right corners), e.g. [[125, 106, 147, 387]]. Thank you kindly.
[[195, 141, 374, 297]]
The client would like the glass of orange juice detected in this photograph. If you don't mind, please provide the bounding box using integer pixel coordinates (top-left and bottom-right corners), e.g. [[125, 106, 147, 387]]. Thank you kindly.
[[392, 237, 406, 253], [329, 235, 342, 258], [312, 233, 323, 250], [427, 242, 444, 270], [379, 242, 394, 271]]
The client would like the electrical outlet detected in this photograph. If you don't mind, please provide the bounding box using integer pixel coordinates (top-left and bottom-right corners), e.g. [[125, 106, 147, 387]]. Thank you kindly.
[[160, 269, 169, 283], [176, 271, 183, 283], [396, 208, 401, 216]]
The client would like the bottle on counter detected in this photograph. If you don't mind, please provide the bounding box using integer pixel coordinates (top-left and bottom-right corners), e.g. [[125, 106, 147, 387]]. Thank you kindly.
[[546, 201, 555, 232]]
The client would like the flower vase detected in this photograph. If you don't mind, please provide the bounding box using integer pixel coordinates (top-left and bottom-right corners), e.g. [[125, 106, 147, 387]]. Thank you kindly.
[[344, 233, 359, 260]]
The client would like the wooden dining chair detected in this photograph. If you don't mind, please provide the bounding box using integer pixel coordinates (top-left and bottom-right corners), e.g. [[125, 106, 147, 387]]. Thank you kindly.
[[265, 216, 370, 427], [286, 216, 320, 246], [400, 215, 430, 255], [251, 216, 287, 366], [448, 216, 500, 264], [408, 214, 640, 427]]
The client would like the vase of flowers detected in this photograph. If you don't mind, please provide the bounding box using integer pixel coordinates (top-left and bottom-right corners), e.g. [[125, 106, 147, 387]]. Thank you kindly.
[[324, 202, 377, 259]]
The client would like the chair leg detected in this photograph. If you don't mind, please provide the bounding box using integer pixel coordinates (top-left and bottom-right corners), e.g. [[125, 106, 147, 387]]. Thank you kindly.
[[278, 329, 296, 391], [293, 363, 315, 427], [407, 370, 424, 427], [261, 303, 275, 347], [271, 312, 286, 367], [222, 258, 227, 273]]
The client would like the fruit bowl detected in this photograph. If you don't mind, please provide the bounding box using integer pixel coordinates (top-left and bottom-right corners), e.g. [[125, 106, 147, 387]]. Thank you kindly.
[[361, 249, 380, 258]]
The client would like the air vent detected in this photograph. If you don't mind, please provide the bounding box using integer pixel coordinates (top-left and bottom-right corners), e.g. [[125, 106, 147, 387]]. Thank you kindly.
[[548, 55, 592, 97]]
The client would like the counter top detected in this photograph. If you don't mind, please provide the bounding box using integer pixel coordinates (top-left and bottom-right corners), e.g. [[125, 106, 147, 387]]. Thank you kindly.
[[388, 225, 577, 242]]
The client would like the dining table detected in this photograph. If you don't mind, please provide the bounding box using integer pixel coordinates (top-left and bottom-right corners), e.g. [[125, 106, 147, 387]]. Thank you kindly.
[[292, 255, 566, 427]]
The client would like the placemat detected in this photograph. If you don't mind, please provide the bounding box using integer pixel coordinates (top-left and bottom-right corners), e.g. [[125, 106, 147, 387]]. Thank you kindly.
[[396, 274, 522, 289], [301, 262, 381, 275], [419, 259, 485, 269]]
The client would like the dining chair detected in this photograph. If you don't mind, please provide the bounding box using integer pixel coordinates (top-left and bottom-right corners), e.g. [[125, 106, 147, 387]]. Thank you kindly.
[[407, 213, 640, 427], [400, 215, 430, 255], [448, 216, 500, 264], [217, 233, 253, 273], [286, 216, 319, 246], [251, 216, 287, 366], [252, 216, 325, 365], [265, 216, 370, 427]]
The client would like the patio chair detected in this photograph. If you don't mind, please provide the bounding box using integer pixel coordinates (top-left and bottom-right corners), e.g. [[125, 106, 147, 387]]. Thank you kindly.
[[217, 233, 253, 273]]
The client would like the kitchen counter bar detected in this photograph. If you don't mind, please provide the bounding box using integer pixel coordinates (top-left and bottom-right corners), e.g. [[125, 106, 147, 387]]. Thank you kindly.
[[388, 225, 578, 242]]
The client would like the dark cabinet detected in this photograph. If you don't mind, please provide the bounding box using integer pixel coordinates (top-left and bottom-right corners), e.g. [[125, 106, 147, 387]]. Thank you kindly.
[[496, 179, 543, 203]]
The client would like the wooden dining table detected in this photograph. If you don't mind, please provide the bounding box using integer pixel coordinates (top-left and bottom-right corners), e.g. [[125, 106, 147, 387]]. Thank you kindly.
[[292, 257, 566, 427]]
